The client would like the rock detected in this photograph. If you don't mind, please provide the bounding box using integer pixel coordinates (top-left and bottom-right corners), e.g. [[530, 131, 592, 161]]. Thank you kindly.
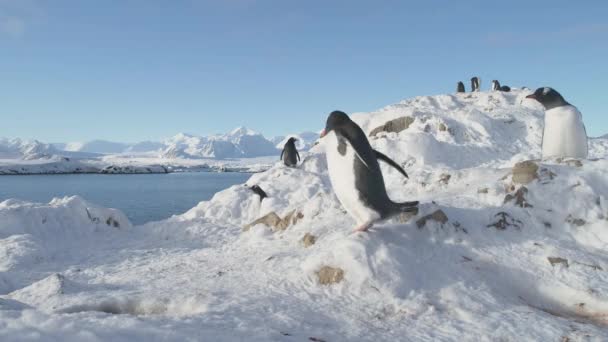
[[439, 173, 451, 185], [504, 187, 532, 208], [438, 123, 448, 132], [477, 188, 489, 194], [565, 215, 586, 227], [243, 210, 304, 232], [317, 266, 344, 285], [106, 217, 120, 228], [301, 233, 316, 247], [369, 116, 415, 137], [416, 209, 448, 229], [512, 160, 538, 184], [398, 206, 419, 223], [487, 212, 523, 230], [547, 257, 569, 268], [565, 159, 583, 167]]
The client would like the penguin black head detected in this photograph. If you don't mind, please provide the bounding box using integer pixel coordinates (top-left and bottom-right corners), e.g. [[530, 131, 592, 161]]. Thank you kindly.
[[525, 87, 570, 110], [286, 137, 298, 145], [320, 110, 351, 138], [491, 80, 500, 90]]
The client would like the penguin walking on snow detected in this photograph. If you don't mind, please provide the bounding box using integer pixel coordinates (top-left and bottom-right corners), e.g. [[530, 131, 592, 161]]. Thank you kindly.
[[280, 137, 300, 167], [525, 87, 588, 159], [320, 111, 418, 232]]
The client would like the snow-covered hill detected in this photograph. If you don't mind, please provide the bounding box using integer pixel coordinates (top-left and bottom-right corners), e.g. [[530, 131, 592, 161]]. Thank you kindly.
[[1, 90, 608, 340]]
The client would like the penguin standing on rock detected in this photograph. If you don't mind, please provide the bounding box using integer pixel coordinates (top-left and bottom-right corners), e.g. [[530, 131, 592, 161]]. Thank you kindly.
[[525, 87, 588, 159], [457, 82, 465, 93], [280, 137, 300, 167], [320, 111, 418, 232], [471, 77, 481, 92]]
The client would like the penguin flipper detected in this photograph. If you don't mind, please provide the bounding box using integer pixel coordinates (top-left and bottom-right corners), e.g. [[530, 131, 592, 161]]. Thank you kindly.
[[374, 150, 409, 179], [280, 148, 285, 161]]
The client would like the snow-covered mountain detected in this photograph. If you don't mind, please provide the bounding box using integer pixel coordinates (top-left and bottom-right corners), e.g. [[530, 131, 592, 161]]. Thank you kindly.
[[0, 138, 58, 160], [2, 89, 608, 340], [160, 127, 281, 159], [51, 127, 314, 159], [272, 131, 319, 151]]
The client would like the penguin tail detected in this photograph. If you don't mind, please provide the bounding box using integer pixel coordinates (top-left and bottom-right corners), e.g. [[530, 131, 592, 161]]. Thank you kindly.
[[387, 200, 419, 220], [396, 201, 419, 212]]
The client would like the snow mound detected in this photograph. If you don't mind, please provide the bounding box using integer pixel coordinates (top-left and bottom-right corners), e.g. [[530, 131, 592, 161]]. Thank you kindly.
[[1, 90, 607, 340]]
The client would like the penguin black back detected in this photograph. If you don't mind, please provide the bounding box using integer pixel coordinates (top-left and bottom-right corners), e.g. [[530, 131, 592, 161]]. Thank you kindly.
[[471, 77, 480, 92], [280, 137, 300, 167], [457, 82, 465, 93]]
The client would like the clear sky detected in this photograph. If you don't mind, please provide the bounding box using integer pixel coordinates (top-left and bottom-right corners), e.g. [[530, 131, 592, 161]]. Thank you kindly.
[[1, 0, 607, 142]]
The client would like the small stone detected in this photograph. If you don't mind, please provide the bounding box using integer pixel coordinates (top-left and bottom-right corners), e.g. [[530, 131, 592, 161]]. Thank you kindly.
[[438, 123, 448, 131], [317, 266, 344, 285], [243, 210, 304, 232], [565, 215, 586, 227], [416, 209, 448, 228], [439, 173, 451, 185], [563, 159, 583, 167], [512, 160, 538, 184], [487, 212, 522, 230], [369, 117, 415, 137], [301, 233, 316, 247], [398, 206, 419, 223], [547, 257, 569, 268], [504, 187, 532, 208], [477, 188, 489, 194]]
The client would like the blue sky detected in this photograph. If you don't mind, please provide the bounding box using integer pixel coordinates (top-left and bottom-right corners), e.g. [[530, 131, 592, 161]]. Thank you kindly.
[[1, 0, 607, 142]]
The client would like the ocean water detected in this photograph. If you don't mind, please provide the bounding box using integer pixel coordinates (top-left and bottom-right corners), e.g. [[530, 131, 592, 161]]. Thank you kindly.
[[0, 172, 252, 225]]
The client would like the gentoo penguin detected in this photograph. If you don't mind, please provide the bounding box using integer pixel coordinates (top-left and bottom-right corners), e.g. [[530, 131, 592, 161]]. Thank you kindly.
[[491, 80, 511, 92], [526, 87, 588, 159], [457, 81, 465, 93], [471, 77, 480, 92], [249, 185, 268, 202], [491, 80, 500, 91], [280, 137, 300, 167], [320, 111, 418, 232]]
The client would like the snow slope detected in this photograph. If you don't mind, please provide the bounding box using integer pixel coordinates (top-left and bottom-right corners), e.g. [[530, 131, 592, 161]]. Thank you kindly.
[[1, 90, 608, 341]]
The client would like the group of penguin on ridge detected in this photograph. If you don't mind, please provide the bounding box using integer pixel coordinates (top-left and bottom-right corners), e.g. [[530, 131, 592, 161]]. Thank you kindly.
[[457, 76, 511, 93], [276, 86, 588, 233]]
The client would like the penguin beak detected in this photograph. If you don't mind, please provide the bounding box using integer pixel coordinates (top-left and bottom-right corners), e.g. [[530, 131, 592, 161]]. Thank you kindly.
[[525, 94, 537, 100], [320, 129, 326, 138]]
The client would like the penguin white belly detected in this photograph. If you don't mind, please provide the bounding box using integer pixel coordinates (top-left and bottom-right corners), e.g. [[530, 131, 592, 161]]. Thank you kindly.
[[324, 132, 380, 225], [542, 106, 588, 159]]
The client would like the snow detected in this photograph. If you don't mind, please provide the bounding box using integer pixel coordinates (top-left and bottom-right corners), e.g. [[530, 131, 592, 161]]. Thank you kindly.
[[1, 89, 608, 340]]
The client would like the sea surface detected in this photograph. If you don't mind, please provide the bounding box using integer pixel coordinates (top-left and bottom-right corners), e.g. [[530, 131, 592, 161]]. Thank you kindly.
[[0, 172, 252, 225]]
